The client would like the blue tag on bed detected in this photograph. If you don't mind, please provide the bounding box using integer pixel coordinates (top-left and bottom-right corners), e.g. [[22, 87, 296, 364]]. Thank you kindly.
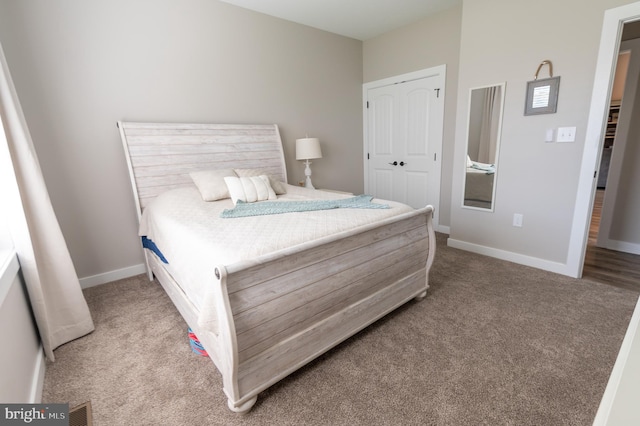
[[141, 236, 168, 263]]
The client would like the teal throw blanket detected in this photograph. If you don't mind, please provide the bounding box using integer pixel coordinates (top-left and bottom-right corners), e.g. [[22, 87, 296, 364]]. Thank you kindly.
[[470, 162, 496, 175], [221, 195, 389, 218]]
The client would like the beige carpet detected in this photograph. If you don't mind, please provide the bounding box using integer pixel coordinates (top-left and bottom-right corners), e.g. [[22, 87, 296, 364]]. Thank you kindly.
[[42, 234, 638, 425]]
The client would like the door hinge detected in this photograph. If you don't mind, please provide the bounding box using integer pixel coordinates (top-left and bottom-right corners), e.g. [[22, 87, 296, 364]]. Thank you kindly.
[[435, 88, 440, 98], [366, 101, 369, 109], [434, 153, 437, 161], [367, 153, 370, 160], [594, 171, 597, 178]]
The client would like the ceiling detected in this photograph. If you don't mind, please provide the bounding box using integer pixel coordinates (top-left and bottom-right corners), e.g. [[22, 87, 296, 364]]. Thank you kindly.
[[219, 0, 461, 41]]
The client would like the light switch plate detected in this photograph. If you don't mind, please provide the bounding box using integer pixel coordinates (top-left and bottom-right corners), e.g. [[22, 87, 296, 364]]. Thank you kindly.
[[556, 126, 576, 142], [545, 129, 554, 143], [513, 213, 523, 227]]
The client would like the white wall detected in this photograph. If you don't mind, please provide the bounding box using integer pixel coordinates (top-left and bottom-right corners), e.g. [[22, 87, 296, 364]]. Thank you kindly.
[[449, 0, 638, 273], [0, 0, 363, 281], [363, 4, 462, 228], [0, 253, 44, 403]]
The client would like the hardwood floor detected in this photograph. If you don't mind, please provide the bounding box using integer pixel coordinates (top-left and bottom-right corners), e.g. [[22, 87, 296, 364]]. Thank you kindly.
[[582, 189, 640, 292]]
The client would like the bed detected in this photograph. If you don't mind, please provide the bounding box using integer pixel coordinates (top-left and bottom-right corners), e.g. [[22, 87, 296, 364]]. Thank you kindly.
[[118, 121, 436, 412]]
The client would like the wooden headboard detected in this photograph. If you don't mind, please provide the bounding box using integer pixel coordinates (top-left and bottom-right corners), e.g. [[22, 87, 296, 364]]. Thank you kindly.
[[118, 122, 287, 220]]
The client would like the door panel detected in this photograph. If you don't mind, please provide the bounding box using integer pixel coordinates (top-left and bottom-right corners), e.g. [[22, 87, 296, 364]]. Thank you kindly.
[[406, 88, 429, 156], [372, 94, 394, 155], [373, 169, 394, 202], [405, 171, 429, 210], [368, 87, 397, 201]]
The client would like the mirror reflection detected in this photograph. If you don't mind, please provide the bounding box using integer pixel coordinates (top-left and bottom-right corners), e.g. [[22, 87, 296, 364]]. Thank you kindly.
[[463, 83, 505, 210]]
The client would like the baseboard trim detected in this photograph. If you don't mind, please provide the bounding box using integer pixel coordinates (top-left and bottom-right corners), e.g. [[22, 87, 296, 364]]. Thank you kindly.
[[601, 239, 640, 256], [79, 263, 146, 289], [30, 346, 45, 403], [447, 238, 570, 276], [435, 224, 450, 234]]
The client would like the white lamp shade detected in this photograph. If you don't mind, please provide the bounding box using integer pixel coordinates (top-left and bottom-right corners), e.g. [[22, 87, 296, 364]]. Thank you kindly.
[[296, 138, 322, 160]]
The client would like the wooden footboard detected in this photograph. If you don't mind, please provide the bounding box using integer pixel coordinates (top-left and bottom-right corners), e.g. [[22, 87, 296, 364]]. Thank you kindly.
[[206, 206, 435, 412]]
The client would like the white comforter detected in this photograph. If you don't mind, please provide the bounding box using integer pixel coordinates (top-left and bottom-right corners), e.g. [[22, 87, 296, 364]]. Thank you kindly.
[[139, 184, 414, 313]]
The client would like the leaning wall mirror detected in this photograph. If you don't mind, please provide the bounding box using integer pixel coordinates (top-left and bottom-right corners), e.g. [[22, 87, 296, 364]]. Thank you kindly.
[[462, 82, 506, 211]]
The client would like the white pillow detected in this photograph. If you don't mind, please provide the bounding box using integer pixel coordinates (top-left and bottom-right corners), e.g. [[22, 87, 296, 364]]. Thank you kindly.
[[190, 168, 237, 201], [224, 175, 277, 205], [234, 168, 287, 194]]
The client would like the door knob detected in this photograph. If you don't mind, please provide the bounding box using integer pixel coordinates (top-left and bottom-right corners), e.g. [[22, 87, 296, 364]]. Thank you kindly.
[[399, 161, 407, 166], [388, 161, 398, 166]]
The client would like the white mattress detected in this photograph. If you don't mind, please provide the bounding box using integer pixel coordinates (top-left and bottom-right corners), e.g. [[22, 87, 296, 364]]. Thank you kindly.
[[139, 184, 414, 313]]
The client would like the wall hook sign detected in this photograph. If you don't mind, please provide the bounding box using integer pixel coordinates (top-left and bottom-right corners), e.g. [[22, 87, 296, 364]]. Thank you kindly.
[[525, 60, 560, 115]]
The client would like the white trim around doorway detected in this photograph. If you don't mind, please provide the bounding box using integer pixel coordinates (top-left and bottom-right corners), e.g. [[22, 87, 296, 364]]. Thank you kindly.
[[567, 2, 640, 278]]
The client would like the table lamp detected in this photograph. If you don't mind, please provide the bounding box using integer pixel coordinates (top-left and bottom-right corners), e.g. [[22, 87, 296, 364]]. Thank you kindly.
[[295, 137, 322, 189]]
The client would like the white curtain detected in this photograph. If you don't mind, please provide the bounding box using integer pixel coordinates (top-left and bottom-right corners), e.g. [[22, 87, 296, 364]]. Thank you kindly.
[[477, 86, 501, 164], [0, 42, 94, 361]]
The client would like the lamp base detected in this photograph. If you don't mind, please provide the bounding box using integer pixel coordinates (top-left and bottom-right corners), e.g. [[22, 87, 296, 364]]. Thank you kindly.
[[303, 160, 315, 189]]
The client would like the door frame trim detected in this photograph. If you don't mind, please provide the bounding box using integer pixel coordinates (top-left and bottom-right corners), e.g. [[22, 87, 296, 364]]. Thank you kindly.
[[362, 64, 446, 230], [568, 3, 640, 278], [596, 38, 640, 255]]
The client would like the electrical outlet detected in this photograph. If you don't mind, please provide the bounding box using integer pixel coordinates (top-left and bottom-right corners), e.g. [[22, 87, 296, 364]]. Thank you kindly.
[[513, 213, 523, 227], [556, 126, 576, 142]]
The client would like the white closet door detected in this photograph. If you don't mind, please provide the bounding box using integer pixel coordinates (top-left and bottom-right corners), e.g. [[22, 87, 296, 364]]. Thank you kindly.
[[366, 71, 444, 219]]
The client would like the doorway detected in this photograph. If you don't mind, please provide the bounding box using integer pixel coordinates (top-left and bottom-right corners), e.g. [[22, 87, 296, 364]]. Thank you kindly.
[[568, 2, 640, 279], [583, 24, 640, 291], [595, 34, 640, 255]]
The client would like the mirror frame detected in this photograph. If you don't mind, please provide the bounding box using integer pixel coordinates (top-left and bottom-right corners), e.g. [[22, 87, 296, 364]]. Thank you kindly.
[[462, 82, 506, 212]]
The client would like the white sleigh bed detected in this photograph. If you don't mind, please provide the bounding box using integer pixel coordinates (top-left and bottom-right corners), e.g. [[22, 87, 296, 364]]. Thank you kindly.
[[118, 121, 436, 413]]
